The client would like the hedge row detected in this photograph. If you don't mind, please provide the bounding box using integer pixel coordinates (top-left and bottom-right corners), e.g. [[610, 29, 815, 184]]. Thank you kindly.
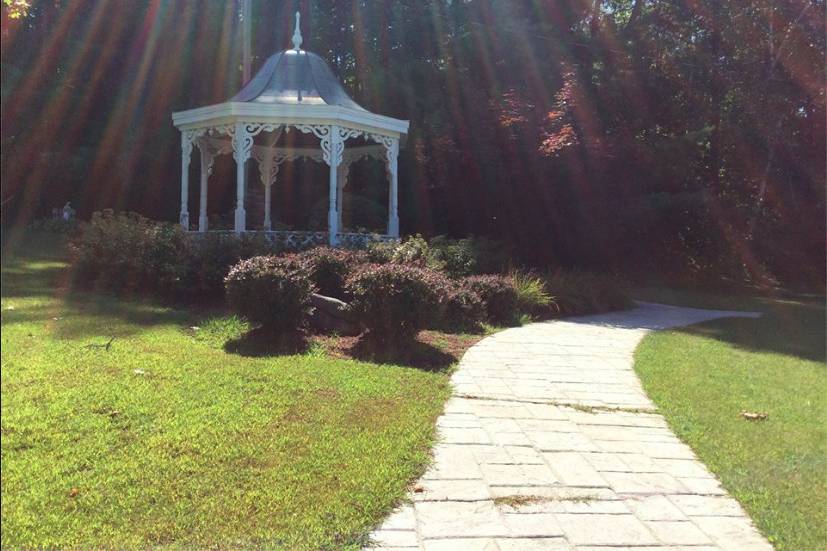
[[68, 211, 631, 342]]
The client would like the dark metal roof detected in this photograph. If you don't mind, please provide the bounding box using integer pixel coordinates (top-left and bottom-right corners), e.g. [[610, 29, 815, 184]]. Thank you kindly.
[[229, 49, 366, 111]]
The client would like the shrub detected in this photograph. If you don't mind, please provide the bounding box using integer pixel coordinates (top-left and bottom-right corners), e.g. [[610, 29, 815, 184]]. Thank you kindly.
[[428, 235, 510, 277], [27, 217, 79, 234], [70, 210, 187, 294], [224, 255, 315, 332], [543, 270, 633, 316], [510, 270, 554, 318], [297, 247, 367, 298], [365, 240, 397, 264], [391, 234, 430, 265], [461, 274, 519, 324], [439, 283, 486, 331], [345, 264, 444, 342], [181, 232, 280, 297]]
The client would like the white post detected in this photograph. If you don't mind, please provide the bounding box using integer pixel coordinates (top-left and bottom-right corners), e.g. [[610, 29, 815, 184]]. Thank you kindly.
[[326, 126, 343, 246], [180, 132, 192, 230], [232, 123, 252, 233], [336, 163, 348, 230], [386, 138, 400, 237], [263, 183, 272, 231], [198, 143, 211, 232]]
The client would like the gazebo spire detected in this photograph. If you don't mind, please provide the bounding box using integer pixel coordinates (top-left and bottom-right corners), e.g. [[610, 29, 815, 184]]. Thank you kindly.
[[291, 11, 303, 51]]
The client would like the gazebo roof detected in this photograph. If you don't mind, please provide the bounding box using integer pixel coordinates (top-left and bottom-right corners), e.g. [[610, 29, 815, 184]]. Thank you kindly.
[[172, 12, 407, 137], [230, 50, 366, 111]]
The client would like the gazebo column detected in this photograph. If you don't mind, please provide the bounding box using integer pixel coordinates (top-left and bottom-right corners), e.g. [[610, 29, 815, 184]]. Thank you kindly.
[[325, 125, 344, 246], [197, 142, 213, 232], [386, 138, 400, 237], [336, 163, 348, 230], [262, 164, 278, 231], [232, 123, 253, 233], [179, 131, 193, 230]]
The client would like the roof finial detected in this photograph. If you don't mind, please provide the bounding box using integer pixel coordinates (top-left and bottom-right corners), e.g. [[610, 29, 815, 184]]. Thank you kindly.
[[291, 11, 303, 50]]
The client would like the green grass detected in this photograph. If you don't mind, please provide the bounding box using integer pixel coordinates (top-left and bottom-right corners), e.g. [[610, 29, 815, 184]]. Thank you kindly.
[[1, 233, 451, 550], [633, 287, 827, 551]]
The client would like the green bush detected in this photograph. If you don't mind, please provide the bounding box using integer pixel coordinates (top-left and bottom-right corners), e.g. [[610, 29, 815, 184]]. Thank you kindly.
[[224, 255, 315, 332], [427, 235, 510, 277], [461, 274, 519, 324], [365, 240, 397, 264], [181, 233, 280, 297], [297, 247, 367, 298], [70, 210, 187, 295], [345, 264, 444, 342], [439, 283, 486, 331], [510, 270, 554, 318], [391, 234, 430, 265], [27, 217, 79, 234], [543, 270, 633, 316]]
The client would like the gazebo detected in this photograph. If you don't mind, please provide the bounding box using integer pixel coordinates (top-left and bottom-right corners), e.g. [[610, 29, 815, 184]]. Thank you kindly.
[[172, 12, 408, 247]]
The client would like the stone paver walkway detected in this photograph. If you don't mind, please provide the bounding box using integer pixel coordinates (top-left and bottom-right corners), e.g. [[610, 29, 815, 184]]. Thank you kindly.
[[367, 302, 771, 551]]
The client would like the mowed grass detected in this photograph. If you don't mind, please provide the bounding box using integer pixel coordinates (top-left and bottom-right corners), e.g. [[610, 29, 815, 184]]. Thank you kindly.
[[1, 233, 451, 550], [633, 287, 827, 551]]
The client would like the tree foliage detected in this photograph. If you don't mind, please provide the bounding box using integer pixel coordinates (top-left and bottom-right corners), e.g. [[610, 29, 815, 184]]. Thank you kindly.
[[1, 0, 824, 287]]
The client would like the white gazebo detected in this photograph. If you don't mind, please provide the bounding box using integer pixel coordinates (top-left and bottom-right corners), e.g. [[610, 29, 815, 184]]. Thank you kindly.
[[172, 12, 408, 247]]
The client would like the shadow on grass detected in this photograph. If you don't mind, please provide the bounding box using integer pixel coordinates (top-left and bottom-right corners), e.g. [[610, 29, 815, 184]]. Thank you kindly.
[[224, 327, 310, 357], [346, 336, 456, 372], [631, 287, 826, 363], [678, 301, 825, 363]]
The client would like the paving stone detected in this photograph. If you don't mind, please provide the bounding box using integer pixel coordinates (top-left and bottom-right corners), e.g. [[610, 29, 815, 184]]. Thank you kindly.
[[603, 471, 687, 495], [638, 441, 697, 460], [423, 445, 484, 480], [439, 427, 491, 445], [415, 500, 509, 539], [502, 512, 565, 537], [528, 431, 599, 452], [644, 520, 714, 545], [583, 452, 633, 473], [495, 537, 572, 550], [480, 462, 557, 487], [370, 530, 419, 547], [555, 514, 659, 546], [502, 445, 545, 465], [626, 495, 687, 521], [676, 476, 728, 495], [668, 494, 746, 517], [379, 506, 418, 530], [654, 458, 714, 478], [415, 479, 491, 502], [692, 515, 774, 550], [422, 538, 499, 551], [489, 431, 533, 446], [544, 452, 609, 488]]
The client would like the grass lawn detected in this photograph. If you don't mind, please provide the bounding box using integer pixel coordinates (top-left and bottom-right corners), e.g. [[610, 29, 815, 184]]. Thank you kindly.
[[633, 287, 826, 551], [0, 232, 472, 549]]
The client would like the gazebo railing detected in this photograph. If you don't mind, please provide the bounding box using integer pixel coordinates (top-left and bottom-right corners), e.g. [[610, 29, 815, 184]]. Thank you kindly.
[[186, 230, 398, 250], [336, 232, 398, 248]]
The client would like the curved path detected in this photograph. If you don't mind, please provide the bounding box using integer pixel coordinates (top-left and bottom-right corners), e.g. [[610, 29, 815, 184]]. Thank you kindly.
[[368, 302, 772, 551]]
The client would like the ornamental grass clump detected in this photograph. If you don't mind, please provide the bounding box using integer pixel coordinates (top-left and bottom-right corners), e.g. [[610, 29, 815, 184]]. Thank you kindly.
[[345, 264, 444, 342], [224, 255, 315, 332], [510, 270, 554, 318]]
